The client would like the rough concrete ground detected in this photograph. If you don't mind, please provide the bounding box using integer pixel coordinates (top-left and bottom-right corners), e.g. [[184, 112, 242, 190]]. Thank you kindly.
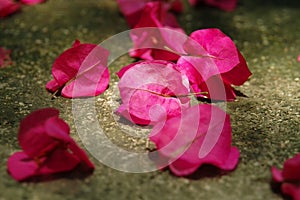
[[0, 0, 299, 200]]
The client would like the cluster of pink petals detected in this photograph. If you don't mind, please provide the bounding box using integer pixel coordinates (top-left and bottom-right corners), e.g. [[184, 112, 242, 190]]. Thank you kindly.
[[117, 60, 190, 125], [176, 28, 251, 101], [0, 0, 45, 18], [0, 46, 12, 67], [46, 40, 110, 98], [271, 154, 300, 200], [188, 0, 238, 11], [129, 2, 185, 61], [116, 0, 183, 28], [149, 104, 240, 176], [7, 108, 95, 182]]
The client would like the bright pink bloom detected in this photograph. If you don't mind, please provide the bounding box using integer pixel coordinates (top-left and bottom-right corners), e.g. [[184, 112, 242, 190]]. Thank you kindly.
[[46, 40, 110, 98], [176, 28, 251, 101], [297, 55, 300, 62], [20, 0, 45, 5], [0, 0, 21, 18], [129, 2, 185, 61], [116, 0, 183, 28], [7, 108, 95, 182], [271, 154, 300, 200], [189, 0, 238, 11], [0, 46, 12, 67], [117, 60, 190, 125], [149, 104, 239, 176]]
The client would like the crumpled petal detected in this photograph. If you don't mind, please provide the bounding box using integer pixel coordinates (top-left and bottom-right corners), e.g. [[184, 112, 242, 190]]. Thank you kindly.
[[0, 0, 21, 18], [117, 60, 190, 125], [46, 40, 110, 98], [0, 46, 12, 67], [176, 28, 251, 101], [271, 153, 300, 200], [117, 0, 183, 27], [129, 2, 185, 61], [7, 108, 95, 182], [149, 104, 240, 176], [20, 0, 46, 5]]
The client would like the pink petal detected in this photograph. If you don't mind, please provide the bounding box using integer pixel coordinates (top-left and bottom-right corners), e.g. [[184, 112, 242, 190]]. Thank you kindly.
[[150, 104, 239, 176], [129, 2, 185, 61], [281, 153, 300, 181], [0, 46, 12, 67], [45, 79, 60, 93], [18, 108, 61, 158], [38, 148, 80, 175], [116, 0, 183, 27], [271, 166, 283, 183], [282, 183, 300, 200], [46, 40, 110, 98], [178, 28, 240, 81], [117, 60, 190, 125], [20, 0, 45, 5], [7, 152, 40, 181], [221, 51, 252, 86], [197, 75, 237, 101], [0, 0, 21, 18], [297, 55, 300, 62]]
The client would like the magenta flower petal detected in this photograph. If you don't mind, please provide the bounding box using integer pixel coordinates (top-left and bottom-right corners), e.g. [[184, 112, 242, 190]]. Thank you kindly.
[[117, 60, 190, 125], [272, 153, 300, 200], [177, 28, 251, 101], [117, 0, 183, 27], [0, 0, 21, 18], [129, 2, 185, 61], [150, 104, 239, 176], [7, 152, 40, 181], [0, 46, 12, 67], [18, 108, 60, 158], [7, 108, 94, 182], [46, 40, 110, 98], [282, 183, 300, 200], [20, 0, 45, 6]]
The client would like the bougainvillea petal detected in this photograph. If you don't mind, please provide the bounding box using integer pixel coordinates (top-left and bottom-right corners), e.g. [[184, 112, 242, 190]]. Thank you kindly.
[[281, 154, 300, 181], [117, 0, 183, 27], [188, 0, 238, 11], [18, 108, 60, 158], [0, 0, 21, 18], [20, 0, 45, 5], [221, 51, 252, 86], [129, 2, 185, 61], [272, 153, 300, 200], [0, 46, 12, 67], [7, 108, 95, 182], [7, 152, 41, 181], [177, 28, 251, 101], [282, 183, 300, 200], [180, 28, 240, 80], [46, 40, 110, 98], [150, 104, 239, 176], [117, 60, 190, 125]]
